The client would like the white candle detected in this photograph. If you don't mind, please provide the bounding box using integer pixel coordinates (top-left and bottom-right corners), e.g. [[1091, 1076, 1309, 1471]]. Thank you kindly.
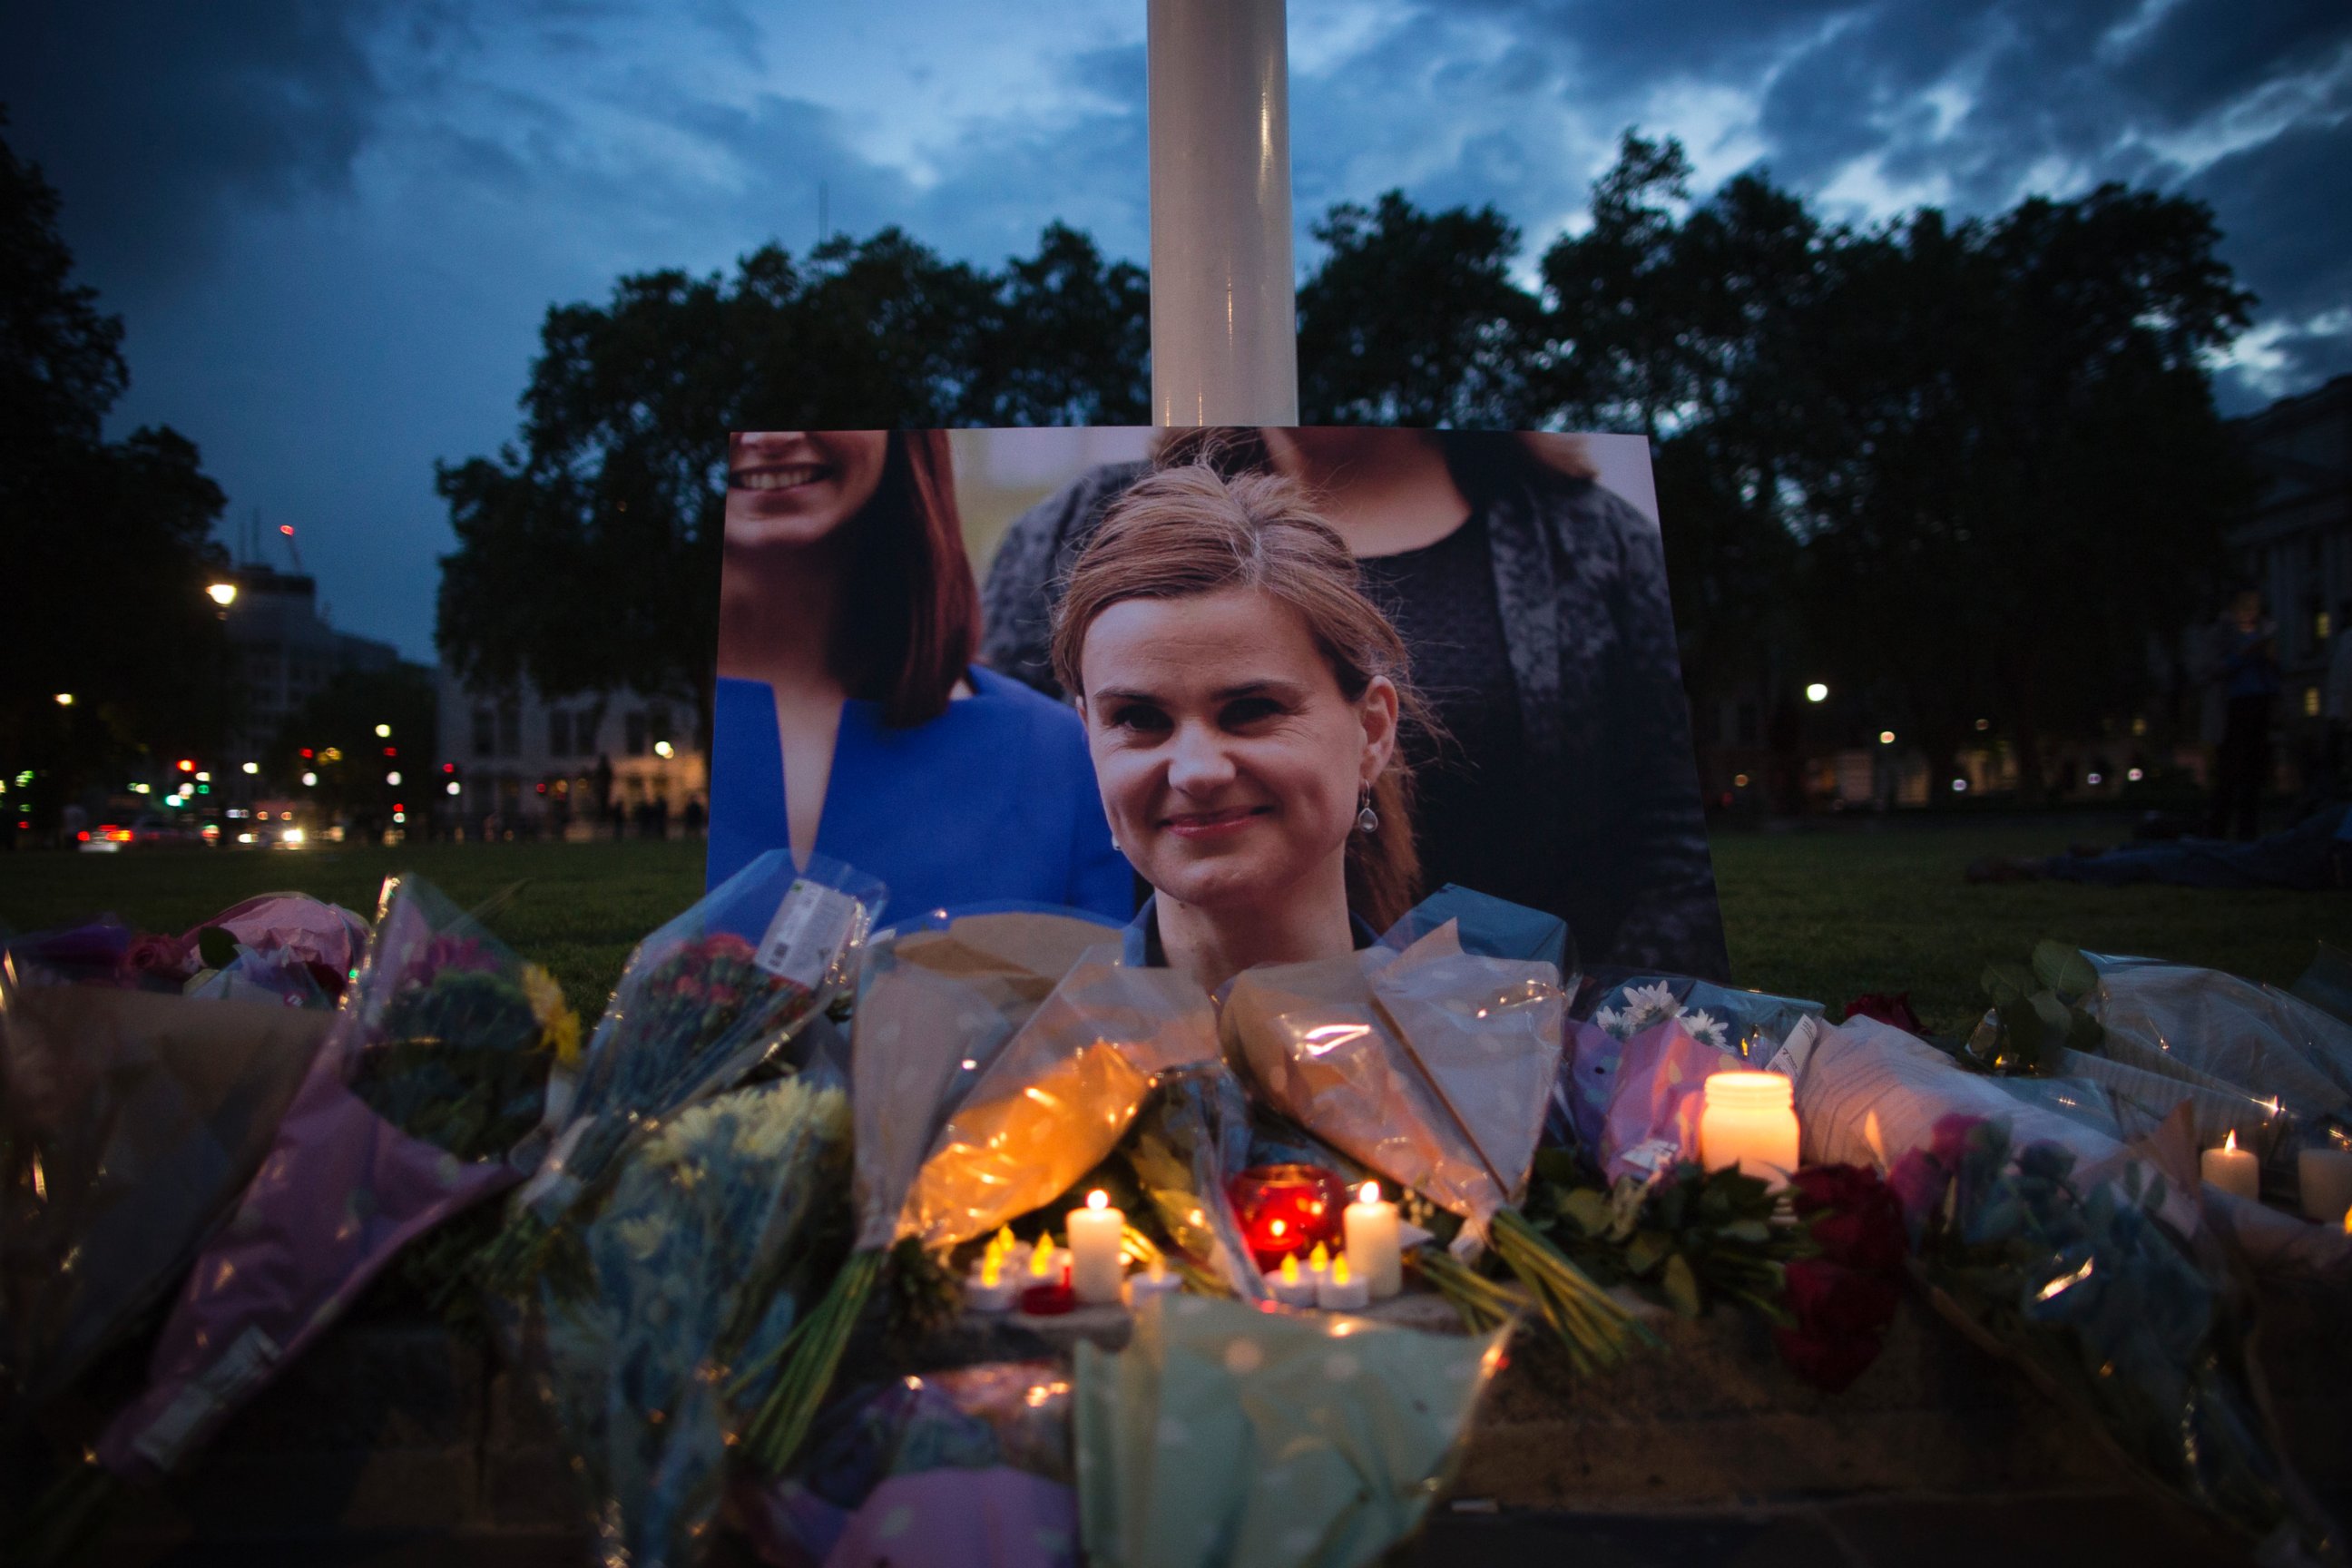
[[1067, 1190, 1126, 1306], [1343, 1181, 1402, 1298], [1263, 1252, 1317, 1307], [2202, 1130, 2259, 1202], [1699, 1072, 1800, 1187], [1315, 1253, 1369, 1310], [2297, 1145, 2352, 1223], [965, 1252, 1018, 1313]]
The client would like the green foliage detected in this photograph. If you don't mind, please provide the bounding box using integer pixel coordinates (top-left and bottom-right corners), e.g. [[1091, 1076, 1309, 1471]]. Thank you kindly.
[[2, 120, 233, 814], [1528, 1153, 1803, 1325], [1965, 939, 2105, 1073]]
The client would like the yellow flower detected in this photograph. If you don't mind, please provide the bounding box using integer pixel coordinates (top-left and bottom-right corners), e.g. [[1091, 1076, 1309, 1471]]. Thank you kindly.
[[522, 965, 583, 1068]]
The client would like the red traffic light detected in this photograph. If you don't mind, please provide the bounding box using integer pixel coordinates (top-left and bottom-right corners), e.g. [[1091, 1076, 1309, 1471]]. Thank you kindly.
[[177, 759, 195, 772], [442, 762, 456, 773]]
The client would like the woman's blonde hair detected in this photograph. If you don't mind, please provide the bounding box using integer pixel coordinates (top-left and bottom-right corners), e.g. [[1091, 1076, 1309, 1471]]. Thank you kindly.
[[1049, 461, 1429, 930]]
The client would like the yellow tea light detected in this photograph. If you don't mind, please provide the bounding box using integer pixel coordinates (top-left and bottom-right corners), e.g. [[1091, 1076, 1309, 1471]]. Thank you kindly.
[[965, 1250, 1017, 1312], [1305, 1241, 1330, 1282], [1125, 1251, 1182, 1308], [1029, 1237, 1057, 1279], [1265, 1250, 1317, 1307], [1316, 1251, 1368, 1310]]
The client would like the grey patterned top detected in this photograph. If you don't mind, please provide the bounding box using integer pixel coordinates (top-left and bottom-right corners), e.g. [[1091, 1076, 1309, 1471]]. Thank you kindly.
[[977, 450, 1730, 981]]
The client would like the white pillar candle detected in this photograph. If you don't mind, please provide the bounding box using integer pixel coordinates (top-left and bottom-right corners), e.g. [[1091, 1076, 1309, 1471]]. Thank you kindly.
[[1343, 1182, 1403, 1299], [2297, 1145, 2352, 1223], [1263, 1252, 1317, 1307], [1699, 1072, 1800, 1187], [2201, 1130, 2259, 1202], [1315, 1253, 1369, 1310], [1067, 1190, 1127, 1306]]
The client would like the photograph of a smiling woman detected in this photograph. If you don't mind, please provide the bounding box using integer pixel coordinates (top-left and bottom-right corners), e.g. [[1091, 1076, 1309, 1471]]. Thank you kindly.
[[707, 430, 1132, 924]]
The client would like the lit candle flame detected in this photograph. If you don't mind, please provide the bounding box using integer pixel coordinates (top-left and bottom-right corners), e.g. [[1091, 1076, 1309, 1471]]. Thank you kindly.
[[1279, 1254, 1299, 1284], [994, 1225, 1015, 1255], [1358, 1181, 1379, 1205], [1308, 1241, 1329, 1269], [1030, 1239, 1054, 1278], [1333, 1256, 1351, 1286], [2225, 1129, 2238, 1152], [1269, 1218, 1287, 1238], [1087, 1189, 1108, 1211], [981, 1255, 1001, 1288]]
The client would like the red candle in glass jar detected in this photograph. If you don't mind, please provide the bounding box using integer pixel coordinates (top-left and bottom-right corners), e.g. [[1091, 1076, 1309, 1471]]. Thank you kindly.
[[1227, 1163, 1347, 1271]]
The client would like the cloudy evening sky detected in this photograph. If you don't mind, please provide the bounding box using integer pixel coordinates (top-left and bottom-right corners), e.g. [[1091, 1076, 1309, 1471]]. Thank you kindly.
[[7, 0, 2349, 660]]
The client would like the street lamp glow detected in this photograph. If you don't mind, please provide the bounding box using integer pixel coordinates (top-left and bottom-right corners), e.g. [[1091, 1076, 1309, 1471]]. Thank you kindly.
[[196, 771, 211, 782], [653, 740, 675, 759], [241, 761, 259, 775], [301, 771, 318, 787], [446, 780, 461, 796], [1804, 683, 1828, 703], [1878, 730, 1896, 745], [374, 723, 391, 739], [54, 691, 74, 707], [386, 770, 402, 786], [207, 583, 238, 607]]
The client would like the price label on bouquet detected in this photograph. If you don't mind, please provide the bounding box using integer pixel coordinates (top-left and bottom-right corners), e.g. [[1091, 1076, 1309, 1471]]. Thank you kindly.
[[755, 878, 860, 990]]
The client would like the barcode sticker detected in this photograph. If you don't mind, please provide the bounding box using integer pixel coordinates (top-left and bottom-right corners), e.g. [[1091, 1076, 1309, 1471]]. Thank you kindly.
[[755, 878, 859, 989]]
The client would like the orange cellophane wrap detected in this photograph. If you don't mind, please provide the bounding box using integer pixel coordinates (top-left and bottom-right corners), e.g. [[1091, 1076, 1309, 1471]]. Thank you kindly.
[[1219, 920, 1563, 1231], [898, 945, 1218, 1250]]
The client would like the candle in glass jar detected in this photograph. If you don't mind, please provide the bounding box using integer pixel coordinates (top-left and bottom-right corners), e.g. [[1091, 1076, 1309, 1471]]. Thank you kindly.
[[2301, 1146, 2352, 1224], [1343, 1181, 1402, 1298], [1067, 1190, 1126, 1305], [1699, 1072, 1799, 1186], [2202, 1130, 2259, 1201]]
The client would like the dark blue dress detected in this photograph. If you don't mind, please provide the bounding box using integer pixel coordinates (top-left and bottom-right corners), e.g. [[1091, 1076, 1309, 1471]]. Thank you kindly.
[[705, 666, 1134, 924]]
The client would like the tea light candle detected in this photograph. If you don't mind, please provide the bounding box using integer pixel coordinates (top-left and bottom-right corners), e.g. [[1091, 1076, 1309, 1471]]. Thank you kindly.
[[1699, 1071, 1800, 1186], [1315, 1253, 1369, 1310], [1125, 1255, 1183, 1308], [1343, 1181, 1402, 1298], [1067, 1190, 1126, 1306], [2297, 1145, 2352, 1223], [2201, 1130, 2259, 1201], [1263, 1251, 1317, 1307], [965, 1251, 1018, 1313], [1026, 1236, 1057, 1285], [1304, 1241, 1331, 1290]]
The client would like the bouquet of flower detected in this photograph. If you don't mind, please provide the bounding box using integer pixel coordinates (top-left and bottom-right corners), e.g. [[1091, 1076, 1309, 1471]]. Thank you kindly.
[[1113, 1064, 1269, 1298], [739, 914, 1211, 1473], [1896, 1113, 2324, 1553], [482, 851, 883, 1289], [0, 923, 336, 1425], [532, 1075, 852, 1568], [94, 876, 576, 1477], [1222, 913, 1644, 1371]]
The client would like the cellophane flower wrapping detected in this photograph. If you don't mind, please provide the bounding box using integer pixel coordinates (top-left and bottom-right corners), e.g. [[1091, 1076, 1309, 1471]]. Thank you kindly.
[[496, 851, 883, 1269], [1073, 1294, 1504, 1568], [1220, 917, 1563, 1232], [95, 876, 576, 1476], [1554, 975, 1823, 1160], [0, 926, 337, 1423], [1896, 1113, 2321, 1553], [737, 1361, 1075, 1565], [532, 1074, 851, 1568], [897, 943, 1218, 1251]]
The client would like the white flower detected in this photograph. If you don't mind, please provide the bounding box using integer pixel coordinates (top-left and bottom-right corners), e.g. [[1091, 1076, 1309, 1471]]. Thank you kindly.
[[1594, 1004, 1630, 1038], [1681, 1010, 1730, 1052], [1600, 981, 1687, 1039]]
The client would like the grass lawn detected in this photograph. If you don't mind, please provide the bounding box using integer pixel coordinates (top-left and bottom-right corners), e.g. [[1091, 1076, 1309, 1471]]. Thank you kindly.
[[1, 817, 2340, 1034]]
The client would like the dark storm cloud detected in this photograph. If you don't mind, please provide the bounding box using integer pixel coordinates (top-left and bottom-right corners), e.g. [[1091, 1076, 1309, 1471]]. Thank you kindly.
[[0, 0, 391, 289]]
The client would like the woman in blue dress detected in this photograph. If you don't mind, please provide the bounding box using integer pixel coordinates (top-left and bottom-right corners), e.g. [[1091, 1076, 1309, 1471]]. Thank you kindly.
[[708, 429, 1132, 924]]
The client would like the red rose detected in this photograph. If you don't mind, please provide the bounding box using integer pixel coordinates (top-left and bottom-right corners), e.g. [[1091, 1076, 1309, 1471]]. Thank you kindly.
[[1773, 1324, 1886, 1392], [1783, 1259, 1900, 1338], [1788, 1164, 1909, 1272], [1843, 993, 1923, 1034]]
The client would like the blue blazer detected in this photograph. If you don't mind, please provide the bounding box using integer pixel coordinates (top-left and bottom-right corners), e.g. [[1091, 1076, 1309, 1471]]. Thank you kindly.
[[705, 666, 1134, 926]]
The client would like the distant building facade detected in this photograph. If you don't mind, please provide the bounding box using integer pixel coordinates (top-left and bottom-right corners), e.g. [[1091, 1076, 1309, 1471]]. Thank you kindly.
[[431, 670, 707, 839], [2230, 373, 2352, 740], [220, 565, 399, 758]]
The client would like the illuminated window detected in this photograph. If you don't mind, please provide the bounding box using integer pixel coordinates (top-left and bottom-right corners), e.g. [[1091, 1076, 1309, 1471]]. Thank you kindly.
[[2306, 686, 2322, 718]]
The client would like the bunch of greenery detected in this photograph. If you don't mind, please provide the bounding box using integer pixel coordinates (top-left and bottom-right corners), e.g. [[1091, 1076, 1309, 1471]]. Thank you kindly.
[[1963, 939, 2104, 1075], [1524, 1151, 1805, 1324]]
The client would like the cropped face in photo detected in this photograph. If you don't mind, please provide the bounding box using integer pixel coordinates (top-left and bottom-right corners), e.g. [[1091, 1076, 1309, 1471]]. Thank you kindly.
[[1079, 586, 1395, 914], [723, 430, 888, 550]]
